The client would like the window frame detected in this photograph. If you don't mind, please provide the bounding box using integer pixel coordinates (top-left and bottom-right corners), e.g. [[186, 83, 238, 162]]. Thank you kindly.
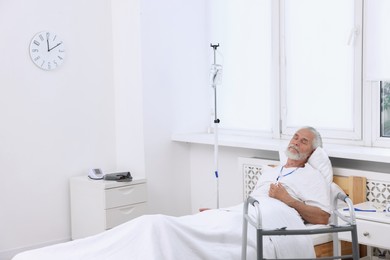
[[364, 0, 390, 148], [279, 0, 364, 143]]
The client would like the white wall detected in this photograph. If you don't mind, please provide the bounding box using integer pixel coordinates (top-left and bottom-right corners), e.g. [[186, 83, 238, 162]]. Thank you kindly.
[[111, 0, 145, 176], [0, 0, 210, 258], [140, 0, 210, 216], [0, 0, 115, 257], [189, 144, 278, 212]]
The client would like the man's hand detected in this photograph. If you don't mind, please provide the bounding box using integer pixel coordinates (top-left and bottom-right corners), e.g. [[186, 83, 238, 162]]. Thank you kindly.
[[269, 182, 330, 224], [269, 183, 293, 204]]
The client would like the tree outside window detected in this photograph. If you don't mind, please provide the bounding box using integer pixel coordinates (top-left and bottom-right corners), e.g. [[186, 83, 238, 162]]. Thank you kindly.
[[380, 81, 390, 137]]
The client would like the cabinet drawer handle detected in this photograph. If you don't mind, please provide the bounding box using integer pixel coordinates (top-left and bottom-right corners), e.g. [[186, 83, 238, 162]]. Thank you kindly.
[[117, 187, 135, 195], [363, 232, 369, 237], [119, 206, 135, 215]]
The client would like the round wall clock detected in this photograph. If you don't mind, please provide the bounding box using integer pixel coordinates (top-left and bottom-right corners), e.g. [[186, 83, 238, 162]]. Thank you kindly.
[[29, 31, 66, 71]]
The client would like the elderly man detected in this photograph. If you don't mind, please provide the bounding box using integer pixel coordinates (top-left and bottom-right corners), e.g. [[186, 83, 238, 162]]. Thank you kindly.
[[252, 126, 331, 225]]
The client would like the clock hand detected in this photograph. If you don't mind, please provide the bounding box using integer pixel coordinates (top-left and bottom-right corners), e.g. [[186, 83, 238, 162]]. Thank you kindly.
[[47, 36, 50, 51], [48, 42, 63, 52]]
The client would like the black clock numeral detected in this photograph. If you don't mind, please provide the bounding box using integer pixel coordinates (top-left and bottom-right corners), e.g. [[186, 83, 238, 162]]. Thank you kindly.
[[39, 34, 44, 41], [48, 62, 51, 70], [58, 55, 63, 60], [53, 60, 58, 66], [31, 49, 39, 52], [33, 40, 40, 46], [41, 60, 45, 67], [46, 32, 50, 39], [34, 56, 40, 61]]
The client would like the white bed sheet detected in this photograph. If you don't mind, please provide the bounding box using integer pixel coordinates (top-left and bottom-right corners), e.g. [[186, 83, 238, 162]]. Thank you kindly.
[[306, 224, 333, 245], [13, 197, 315, 260]]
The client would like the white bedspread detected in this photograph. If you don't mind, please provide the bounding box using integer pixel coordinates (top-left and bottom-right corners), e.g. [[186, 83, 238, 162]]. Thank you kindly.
[[13, 197, 315, 260]]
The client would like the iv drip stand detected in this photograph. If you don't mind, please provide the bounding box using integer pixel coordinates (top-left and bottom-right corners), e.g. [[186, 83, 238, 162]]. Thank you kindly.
[[211, 43, 220, 209]]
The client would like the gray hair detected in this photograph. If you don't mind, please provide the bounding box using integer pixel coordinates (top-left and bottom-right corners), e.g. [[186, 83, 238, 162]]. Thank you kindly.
[[298, 126, 323, 149]]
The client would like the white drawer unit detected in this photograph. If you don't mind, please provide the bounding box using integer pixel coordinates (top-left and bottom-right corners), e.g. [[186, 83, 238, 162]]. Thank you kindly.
[[338, 202, 390, 253], [339, 218, 390, 249], [70, 176, 147, 239]]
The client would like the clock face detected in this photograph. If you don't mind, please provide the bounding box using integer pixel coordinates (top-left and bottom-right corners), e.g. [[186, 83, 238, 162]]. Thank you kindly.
[[29, 31, 65, 71]]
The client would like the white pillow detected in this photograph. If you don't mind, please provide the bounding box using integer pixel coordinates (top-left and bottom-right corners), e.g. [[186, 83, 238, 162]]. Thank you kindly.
[[279, 147, 333, 184], [308, 147, 333, 184]]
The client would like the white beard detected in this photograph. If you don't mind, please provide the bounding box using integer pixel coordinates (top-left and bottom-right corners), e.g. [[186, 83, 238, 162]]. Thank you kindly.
[[285, 146, 308, 161]]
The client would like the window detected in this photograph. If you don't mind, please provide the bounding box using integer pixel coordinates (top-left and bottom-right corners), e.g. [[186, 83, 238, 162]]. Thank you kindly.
[[365, 0, 390, 80], [208, 0, 363, 141], [380, 81, 390, 137], [366, 0, 390, 147], [280, 0, 362, 141], [206, 0, 390, 148], [207, 0, 273, 134]]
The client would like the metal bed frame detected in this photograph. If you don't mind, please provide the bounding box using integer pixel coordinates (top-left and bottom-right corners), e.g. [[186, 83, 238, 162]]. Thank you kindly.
[[242, 191, 360, 260]]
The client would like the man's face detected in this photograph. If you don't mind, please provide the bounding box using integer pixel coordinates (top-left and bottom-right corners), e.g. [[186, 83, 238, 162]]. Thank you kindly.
[[285, 128, 315, 161]]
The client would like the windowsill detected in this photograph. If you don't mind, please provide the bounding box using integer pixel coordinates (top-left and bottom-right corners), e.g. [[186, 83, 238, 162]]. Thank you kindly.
[[171, 132, 390, 163]]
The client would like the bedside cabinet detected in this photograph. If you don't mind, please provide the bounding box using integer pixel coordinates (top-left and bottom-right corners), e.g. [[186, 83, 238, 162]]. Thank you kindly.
[[70, 176, 147, 240], [338, 202, 390, 258]]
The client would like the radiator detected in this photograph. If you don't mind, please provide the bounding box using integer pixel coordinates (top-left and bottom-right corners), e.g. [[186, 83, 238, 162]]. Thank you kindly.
[[238, 157, 279, 200]]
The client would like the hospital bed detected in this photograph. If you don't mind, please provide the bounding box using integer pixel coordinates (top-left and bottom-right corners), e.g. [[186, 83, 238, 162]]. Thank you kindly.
[[13, 154, 366, 260], [239, 156, 366, 260]]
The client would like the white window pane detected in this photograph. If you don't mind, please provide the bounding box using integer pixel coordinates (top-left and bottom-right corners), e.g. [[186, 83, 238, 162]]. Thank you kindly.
[[208, 0, 272, 132], [366, 0, 390, 80], [284, 0, 355, 131]]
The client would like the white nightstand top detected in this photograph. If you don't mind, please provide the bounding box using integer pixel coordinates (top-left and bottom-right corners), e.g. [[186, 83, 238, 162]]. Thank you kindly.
[[342, 201, 390, 224]]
